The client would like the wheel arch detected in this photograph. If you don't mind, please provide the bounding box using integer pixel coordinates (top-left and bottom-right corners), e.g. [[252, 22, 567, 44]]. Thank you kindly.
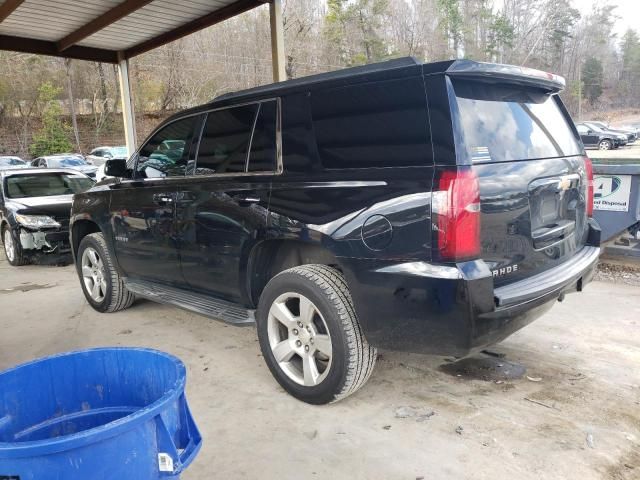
[[246, 239, 344, 307], [71, 219, 102, 262]]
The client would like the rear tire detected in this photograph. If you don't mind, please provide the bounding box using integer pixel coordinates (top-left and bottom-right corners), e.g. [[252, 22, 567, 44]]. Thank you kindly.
[[76, 232, 135, 313], [2, 224, 28, 266], [257, 264, 377, 404]]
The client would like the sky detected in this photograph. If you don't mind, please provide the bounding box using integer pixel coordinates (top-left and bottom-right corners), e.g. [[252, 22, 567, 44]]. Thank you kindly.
[[576, 0, 639, 37]]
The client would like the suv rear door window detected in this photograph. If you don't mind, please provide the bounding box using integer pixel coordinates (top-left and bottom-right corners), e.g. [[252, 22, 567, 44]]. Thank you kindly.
[[248, 100, 278, 173], [311, 77, 432, 169], [136, 116, 199, 178], [451, 80, 582, 163], [196, 104, 258, 175]]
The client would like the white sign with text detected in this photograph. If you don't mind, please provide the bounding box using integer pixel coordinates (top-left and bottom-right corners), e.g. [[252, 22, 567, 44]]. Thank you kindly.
[[593, 174, 632, 212]]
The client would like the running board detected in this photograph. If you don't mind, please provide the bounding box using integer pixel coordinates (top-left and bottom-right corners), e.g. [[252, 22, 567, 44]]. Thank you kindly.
[[124, 279, 255, 326]]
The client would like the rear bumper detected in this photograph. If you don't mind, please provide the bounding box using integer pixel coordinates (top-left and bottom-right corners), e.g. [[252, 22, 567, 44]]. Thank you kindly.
[[342, 244, 600, 357], [471, 245, 599, 351], [493, 246, 599, 307]]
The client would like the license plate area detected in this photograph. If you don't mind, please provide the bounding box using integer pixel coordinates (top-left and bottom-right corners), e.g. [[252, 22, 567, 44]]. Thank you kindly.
[[528, 174, 580, 250]]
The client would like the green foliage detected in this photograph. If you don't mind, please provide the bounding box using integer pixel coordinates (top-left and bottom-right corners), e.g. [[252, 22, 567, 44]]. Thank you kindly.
[[486, 13, 514, 59], [621, 29, 640, 80], [548, 2, 581, 65], [29, 82, 73, 157], [582, 57, 604, 104], [437, 0, 463, 54], [324, 0, 389, 66]]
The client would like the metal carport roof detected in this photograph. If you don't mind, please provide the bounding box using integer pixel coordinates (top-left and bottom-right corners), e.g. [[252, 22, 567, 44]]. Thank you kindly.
[[0, 0, 286, 153], [0, 0, 272, 63]]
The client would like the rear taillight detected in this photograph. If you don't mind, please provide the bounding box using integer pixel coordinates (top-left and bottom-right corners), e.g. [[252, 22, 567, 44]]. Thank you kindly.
[[583, 156, 594, 217], [435, 169, 481, 261]]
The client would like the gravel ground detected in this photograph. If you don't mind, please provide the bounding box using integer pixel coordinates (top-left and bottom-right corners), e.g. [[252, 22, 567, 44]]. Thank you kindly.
[[587, 142, 640, 161], [596, 261, 640, 287]]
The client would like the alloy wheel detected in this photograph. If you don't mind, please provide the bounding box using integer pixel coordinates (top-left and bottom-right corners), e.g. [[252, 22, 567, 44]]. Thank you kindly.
[[3, 229, 15, 262], [267, 292, 333, 387], [81, 247, 107, 302]]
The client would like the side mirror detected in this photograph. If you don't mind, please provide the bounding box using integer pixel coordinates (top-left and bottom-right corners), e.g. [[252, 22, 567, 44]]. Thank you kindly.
[[104, 159, 128, 178], [587, 130, 593, 134]]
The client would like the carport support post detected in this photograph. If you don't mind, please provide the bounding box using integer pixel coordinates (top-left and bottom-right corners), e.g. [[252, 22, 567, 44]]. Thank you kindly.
[[117, 52, 137, 156], [269, 0, 286, 83]]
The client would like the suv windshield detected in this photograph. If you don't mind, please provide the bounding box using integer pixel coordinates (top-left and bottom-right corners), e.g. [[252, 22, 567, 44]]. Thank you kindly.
[[4, 173, 94, 198], [49, 157, 87, 167], [452, 80, 582, 163], [0, 157, 26, 167]]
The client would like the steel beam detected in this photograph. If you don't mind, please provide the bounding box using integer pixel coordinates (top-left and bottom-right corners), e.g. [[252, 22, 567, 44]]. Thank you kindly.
[[269, 0, 286, 82], [117, 52, 137, 156]]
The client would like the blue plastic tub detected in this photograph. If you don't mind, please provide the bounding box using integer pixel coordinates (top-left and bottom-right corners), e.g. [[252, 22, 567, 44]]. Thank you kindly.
[[0, 348, 202, 479]]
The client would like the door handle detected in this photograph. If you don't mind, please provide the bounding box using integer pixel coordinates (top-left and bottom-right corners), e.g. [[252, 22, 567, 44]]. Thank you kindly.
[[235, 196, 261, 206], [153, 193, 174, 205]]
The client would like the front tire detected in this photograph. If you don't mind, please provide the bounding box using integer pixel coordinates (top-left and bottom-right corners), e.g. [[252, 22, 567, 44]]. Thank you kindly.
[[257, 265, 377, 404], [76, 232, 135, 312], [599, 139, 612, 150], [2, 225, 27, 266]]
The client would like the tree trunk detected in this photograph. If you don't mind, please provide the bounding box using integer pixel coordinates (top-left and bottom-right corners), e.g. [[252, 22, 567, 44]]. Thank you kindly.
[[97, 62, 110, 113], [65, 58, 81, 153]]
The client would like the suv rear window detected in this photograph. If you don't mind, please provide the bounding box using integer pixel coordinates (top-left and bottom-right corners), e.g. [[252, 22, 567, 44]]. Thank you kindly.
[[451, 80, 581, 163]]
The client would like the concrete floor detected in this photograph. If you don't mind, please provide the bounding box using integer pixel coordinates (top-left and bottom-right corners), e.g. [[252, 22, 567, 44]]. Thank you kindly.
[[1, 256, 639, 480]]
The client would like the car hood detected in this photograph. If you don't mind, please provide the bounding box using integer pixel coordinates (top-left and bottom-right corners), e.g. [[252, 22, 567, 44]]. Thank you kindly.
[[608, 129, 632, 135], [6, 195, 73, 218]]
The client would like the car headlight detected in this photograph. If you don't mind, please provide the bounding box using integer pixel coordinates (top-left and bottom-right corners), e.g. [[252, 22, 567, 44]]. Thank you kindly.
[[14, 214, 61, 229]]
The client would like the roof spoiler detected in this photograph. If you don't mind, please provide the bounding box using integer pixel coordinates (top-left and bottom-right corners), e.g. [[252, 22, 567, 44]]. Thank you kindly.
[[446, 60, 566, 93]]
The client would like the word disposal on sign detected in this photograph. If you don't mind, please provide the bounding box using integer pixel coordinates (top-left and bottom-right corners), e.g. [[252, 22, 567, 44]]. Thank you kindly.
[[593, 175, 632, 212]]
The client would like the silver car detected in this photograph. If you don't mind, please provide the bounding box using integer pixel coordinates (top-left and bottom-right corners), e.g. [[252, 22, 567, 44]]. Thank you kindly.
[[31, 154, 98, 178], [0, 156, 28, 170], [85, 146, 128, 166]]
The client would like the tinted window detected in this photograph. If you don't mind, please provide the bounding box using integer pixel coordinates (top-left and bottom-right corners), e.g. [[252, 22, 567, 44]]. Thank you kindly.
[[248, 100, 278, 172], [4, 173, 94, 198], [452, 80, 582, 163], [136, 116, 198, 178], [311, 77, 432, 169], [196, 105, 257, 175], [584, 123, 606, 133]]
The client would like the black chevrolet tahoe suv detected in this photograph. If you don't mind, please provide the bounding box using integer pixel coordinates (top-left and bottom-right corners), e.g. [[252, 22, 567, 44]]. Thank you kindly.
[[70, 57, 600, 404]]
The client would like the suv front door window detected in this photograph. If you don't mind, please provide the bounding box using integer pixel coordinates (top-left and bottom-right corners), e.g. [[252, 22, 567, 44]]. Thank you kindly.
[[136, 116, 199, 179]]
